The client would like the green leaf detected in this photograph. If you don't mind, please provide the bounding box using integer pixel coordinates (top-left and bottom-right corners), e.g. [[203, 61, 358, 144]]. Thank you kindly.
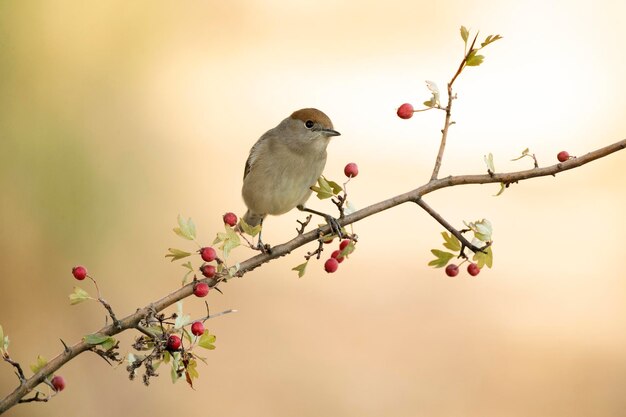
[[473, 246, 493, 268], [185, 358, 199, 381], [214, 226, 241, 258], [423, 98, 435, 108], [239, 218, 261, 237], [292, 261, 308, 278], [30, 355, 48, 374], [484, 153, 495, 173], [460, 26, 469, 43], [428, 249, 455, 268], [170, 352, 181, 383], [466, 53, 484, 66], [425, 80, 440, 100], [69, 286, 91, 305], [165, 248, 192, 262], [495, 182, 506, 197], [311, 176, 335, 200], [481, 34, 502, 47], [465, 219, 493, 242], [83, 334, 116, 350], [511, 148, 530, 161], [173, 215, 196, 240], [441, 232, 461, 252], [198, 330, 216, 350], [174, 301, 191, 329], [0, 325, 8, 354], [325, 177, 343, 195]]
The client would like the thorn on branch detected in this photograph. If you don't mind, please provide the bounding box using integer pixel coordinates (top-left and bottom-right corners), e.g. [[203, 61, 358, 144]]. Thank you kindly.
[[59, 339, 71, 354]]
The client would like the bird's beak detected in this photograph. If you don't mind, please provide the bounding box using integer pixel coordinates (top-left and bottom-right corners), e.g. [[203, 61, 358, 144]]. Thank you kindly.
[[321, 128, 341, 137]]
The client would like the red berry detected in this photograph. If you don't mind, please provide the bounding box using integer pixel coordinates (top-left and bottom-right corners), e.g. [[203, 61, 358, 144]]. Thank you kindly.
[[200, 264, 216, 278], [193, 282, 210, 297], [167, 334, 182, 351], [324, 258, 339, 273], [71, 266, 87, 281], [199, 247, 217, 262], [467, 263, 480, 276], [322, 236, 334, 245], [191, 321, 205, 336], [223, 212, 237, 227], [339, 239, 351, 251], [557, 151, 570, 162], [331, 250, 345, 263], [51, 375, 66, 392], [445, 264, 459, 277], [344, 162, 359, 178], [397, 103, 414, 119]]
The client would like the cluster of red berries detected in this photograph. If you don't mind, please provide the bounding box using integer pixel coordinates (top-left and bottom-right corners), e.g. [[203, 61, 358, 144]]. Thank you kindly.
[[445, 263, 480, 277], [324, 239, 353, 273], [165, 321, 205, 352]]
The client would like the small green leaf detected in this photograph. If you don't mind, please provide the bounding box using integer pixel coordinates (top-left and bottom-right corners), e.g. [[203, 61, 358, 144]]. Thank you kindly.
[[473, 246, 493, 268], [174, 301, 191, 329], [312, 176, 335, 200], [214, 226, 241, 258], [428, 249, 455, 268], [0, 325, 7, 354], [30, 355, 48, 374], [239, 218, 261, 237], [292, 261, 308, 278], [83, 334, 116, 350], [173, 215, 196, 240], [481, 34, 502, 47], [495, 182, 506, 197], [460, 26, 469, 43], [185, 358, 199, 380], [441, 232, 461, 252], [484, 153, 495, 173], [165, 248, 192, 262], [511, 148, 530, 161], [69, 286, 91, 305], [423, 99, 435, 108], [466, 53, 484, 66], [325, 177, 343, 195], [465, 219, 493, 242], [198, 330, 216, 350]]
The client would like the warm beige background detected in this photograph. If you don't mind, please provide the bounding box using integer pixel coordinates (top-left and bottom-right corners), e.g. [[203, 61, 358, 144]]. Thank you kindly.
[[1, 1, 626, 416]]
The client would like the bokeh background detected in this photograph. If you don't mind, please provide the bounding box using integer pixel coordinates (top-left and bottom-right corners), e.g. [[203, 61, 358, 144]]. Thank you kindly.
[[1, 1, 626, 416]]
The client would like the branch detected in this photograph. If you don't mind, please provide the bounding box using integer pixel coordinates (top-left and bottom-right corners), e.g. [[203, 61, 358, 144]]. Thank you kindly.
[[430, 34, 479, 181], [1, 138, 624, 413]]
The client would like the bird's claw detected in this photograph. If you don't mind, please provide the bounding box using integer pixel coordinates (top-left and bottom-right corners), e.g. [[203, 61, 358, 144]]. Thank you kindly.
[[324, 215, 343, 239]]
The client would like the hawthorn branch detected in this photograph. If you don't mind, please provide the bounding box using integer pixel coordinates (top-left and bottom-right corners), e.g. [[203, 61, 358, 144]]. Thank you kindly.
[[1, 138, 624, 414]]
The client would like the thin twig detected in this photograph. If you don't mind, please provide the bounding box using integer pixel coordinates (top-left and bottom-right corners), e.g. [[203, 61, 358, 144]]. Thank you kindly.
[[430, 34, 479, 181], [412, 198, 486, 255]]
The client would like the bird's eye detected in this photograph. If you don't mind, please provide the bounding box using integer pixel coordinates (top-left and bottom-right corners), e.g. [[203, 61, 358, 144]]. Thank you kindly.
[[304, 120, 314, 129]]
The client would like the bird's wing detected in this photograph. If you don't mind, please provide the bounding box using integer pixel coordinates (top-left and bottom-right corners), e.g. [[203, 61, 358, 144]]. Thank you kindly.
[[243, 134, 270, 180]]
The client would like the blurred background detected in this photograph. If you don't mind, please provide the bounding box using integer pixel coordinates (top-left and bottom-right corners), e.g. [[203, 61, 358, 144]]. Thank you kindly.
[[1, 0, 626, 416]]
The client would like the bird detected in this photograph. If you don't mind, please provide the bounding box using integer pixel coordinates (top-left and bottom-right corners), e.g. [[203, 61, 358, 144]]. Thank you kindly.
[[241, 108, 341, 247]]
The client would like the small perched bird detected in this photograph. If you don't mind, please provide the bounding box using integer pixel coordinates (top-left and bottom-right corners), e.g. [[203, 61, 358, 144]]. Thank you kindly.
[[241, 108, 340, 240]]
